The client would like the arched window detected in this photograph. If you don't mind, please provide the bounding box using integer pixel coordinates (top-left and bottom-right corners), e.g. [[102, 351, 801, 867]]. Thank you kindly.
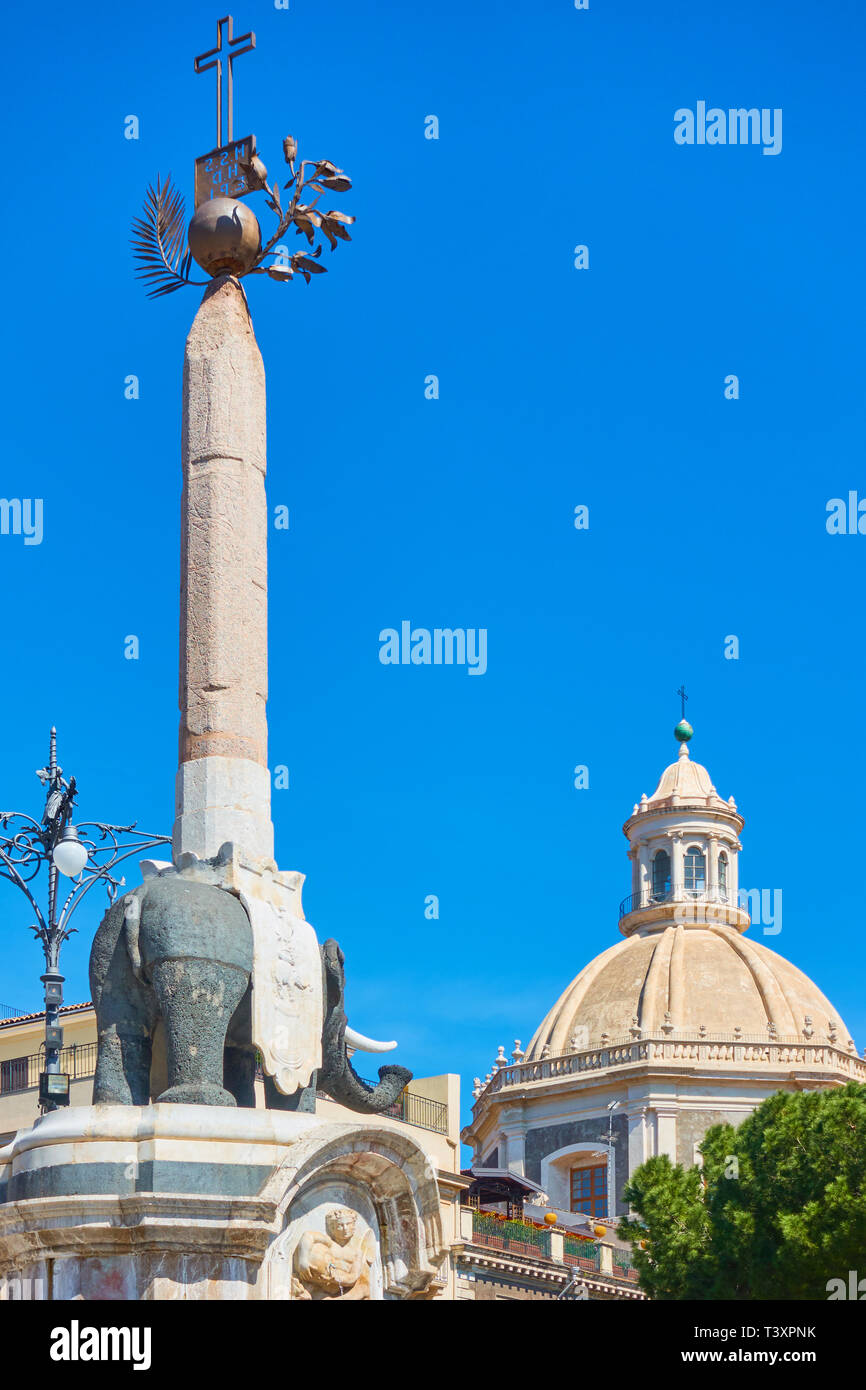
[[718, 852, 728, 899], [652, 849, 671, 901], [684, 845, 706, 896]]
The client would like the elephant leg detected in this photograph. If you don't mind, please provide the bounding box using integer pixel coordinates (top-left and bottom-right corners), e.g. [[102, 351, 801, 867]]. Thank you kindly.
[[93, 1029, 152, 1106], [151, 958, 248, 1106], [224, 1046, 257, 1107], [224, 982, 256, 1107]]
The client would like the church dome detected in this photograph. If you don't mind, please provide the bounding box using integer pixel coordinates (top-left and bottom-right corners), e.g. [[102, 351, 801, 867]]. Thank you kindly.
[[526, 723, 854, 1060], [525, 924, 855, 1058]]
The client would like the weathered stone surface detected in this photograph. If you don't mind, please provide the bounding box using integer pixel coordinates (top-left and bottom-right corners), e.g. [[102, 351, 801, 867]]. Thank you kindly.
[[0, 1107, 446, 1301], [173, 757, 273, 865], [174, 274, 273, 864]]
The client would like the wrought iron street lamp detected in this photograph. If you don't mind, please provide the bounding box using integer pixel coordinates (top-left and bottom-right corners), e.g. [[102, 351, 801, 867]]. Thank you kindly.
[[605, 1100, 620, 1219], [0, 728, 171, 1111]]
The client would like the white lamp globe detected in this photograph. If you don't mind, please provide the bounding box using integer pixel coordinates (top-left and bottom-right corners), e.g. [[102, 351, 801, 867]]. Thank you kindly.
[[53, 827, 88, 878]]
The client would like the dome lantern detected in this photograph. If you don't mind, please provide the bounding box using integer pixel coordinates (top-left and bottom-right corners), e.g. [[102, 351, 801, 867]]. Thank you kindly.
[[619, 719, 747, 938]]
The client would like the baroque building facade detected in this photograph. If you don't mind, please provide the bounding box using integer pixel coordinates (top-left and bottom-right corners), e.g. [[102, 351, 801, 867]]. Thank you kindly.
[[463, 724, 864, 1228]]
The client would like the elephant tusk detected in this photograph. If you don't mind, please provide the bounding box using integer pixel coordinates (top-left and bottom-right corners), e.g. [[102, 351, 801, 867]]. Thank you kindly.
[[344, 1024, 397, 1053]]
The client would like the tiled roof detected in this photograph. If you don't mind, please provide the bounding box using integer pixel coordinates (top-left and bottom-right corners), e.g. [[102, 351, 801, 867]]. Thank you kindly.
[[0, 1001, 93, 1028]]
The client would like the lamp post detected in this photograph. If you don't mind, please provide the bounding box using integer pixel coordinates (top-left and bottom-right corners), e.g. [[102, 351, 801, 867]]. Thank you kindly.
[[0, 728, 171, 1111], [605, 1100, 620, 1219]]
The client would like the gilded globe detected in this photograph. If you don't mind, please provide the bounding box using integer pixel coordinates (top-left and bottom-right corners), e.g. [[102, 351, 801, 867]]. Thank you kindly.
[[188, 197, 262, 277], [674, 719, 693, 742]]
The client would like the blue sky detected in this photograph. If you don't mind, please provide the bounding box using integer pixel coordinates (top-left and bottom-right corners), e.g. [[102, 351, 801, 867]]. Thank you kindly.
[[2, 0, 864, 1133]]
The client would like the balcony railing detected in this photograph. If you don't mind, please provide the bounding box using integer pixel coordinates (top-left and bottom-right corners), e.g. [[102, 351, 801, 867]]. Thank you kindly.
[[0, 1043, 98, 1095], [468, 1216, 642, 1285], [470, 1211, 552, 1259], [612, 1250, 640, 1282], [618, 887, 732, 919], [563, 1235, 601, 1271], [321, 1081, 447, 1135], [356, 1085, 449, 1135]]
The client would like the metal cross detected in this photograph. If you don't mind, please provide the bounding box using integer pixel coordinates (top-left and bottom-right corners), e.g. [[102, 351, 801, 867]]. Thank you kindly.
[[677, 684, 688, 719], [194, 14, 256, 148]]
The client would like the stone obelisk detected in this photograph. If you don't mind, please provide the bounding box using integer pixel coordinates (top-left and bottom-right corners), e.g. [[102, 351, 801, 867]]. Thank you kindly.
[[172, 274, 274, 865]]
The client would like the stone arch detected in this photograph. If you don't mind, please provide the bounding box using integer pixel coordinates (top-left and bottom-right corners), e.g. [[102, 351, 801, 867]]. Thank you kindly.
[[259, 1124, 445, 1300]]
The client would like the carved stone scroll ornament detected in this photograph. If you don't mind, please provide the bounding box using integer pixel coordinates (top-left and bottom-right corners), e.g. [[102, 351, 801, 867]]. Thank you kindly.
[[246, 896, 323, 1095]]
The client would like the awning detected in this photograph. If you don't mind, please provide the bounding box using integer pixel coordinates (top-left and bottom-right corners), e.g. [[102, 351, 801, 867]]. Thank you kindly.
[[464, 1167, 548, 1195]]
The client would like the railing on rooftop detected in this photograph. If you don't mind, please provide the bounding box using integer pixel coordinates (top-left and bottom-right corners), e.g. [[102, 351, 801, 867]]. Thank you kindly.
[[0, 1005, 25, 1021], [377, 1089, 448, 1134], [470, 1211, 552, 1259], [612, 1248, 639, 1282], [464, 1213, 641, 1284], [563, 1235, 601, 1271], [477, 1034, 866, 1102], [319, 1080, 448, 1135]]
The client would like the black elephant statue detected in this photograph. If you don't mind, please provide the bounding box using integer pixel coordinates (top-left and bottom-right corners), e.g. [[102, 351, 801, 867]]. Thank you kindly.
[[89, 873, 412, 1113]]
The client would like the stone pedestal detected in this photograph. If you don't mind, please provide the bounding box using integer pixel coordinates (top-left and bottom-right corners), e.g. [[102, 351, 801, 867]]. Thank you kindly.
[[0, 1105, 445, 1301]]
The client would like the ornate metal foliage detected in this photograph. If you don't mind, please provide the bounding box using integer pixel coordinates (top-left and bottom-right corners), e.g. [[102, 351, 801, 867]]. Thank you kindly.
[[131, 176, 207, 298], [242, 135, 355, 285], [131, 137, 355, 297]]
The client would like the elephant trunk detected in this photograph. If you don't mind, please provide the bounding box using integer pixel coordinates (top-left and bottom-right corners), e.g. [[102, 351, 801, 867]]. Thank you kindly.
[[316, 939, 412, 1115]]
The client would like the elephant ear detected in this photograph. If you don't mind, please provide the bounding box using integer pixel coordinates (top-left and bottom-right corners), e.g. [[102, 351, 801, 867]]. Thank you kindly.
[[317, 938, 412, 1115], [122, 885, 149, 981], [89, 885, 148, 1006]]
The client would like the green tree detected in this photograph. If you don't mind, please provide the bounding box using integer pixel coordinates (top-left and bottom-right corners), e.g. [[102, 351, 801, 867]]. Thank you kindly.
[[618, 1082, 866, 1300]]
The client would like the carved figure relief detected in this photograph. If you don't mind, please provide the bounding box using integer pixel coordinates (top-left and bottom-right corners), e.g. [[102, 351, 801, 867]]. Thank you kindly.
[[291, 1207, 376, 1301]]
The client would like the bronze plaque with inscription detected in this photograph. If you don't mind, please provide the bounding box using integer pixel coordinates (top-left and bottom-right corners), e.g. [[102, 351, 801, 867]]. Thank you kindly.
[[194, 134, 257, 207]]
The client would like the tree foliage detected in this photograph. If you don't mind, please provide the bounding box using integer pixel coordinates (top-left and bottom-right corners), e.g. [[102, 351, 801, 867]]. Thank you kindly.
[[618, 1082, 866, 1299]]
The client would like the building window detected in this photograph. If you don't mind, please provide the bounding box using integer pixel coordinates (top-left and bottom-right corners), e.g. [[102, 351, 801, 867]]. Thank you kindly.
[[718, 852, 728, 898], [652, 849, 671, 900], [570, 1163, 608, 1217], [0, 1056, 28, 1094], [684, 845, 706, 896]]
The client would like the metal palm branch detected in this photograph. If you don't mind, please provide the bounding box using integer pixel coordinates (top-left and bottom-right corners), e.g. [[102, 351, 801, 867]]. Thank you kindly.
[[131, 176, 207, 298]]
